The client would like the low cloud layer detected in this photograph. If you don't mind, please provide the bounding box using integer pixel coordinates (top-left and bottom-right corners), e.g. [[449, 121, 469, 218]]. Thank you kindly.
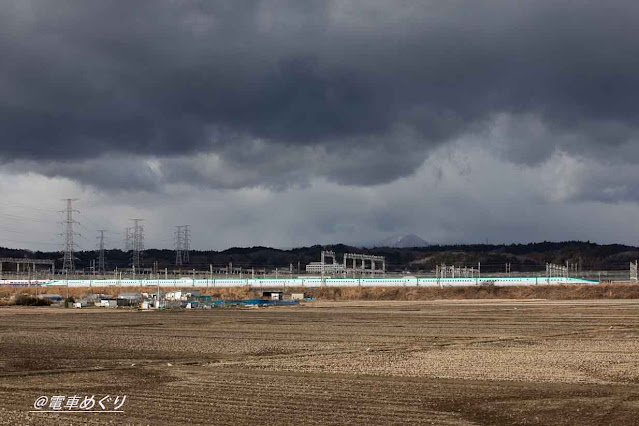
[[4, 143, 639, 252]]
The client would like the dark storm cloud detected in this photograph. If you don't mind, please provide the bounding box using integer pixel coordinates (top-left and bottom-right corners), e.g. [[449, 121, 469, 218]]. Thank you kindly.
[[2, 0, 639, 188]]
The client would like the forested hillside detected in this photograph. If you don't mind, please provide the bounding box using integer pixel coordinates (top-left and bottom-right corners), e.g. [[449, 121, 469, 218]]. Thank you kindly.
[[1, 241, 637, 273]]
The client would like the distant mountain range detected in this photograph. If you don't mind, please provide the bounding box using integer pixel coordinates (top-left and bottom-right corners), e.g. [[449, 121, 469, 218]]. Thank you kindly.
[[377, 233, 429, 248]]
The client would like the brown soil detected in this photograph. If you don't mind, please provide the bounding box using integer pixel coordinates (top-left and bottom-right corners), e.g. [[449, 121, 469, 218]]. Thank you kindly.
[[1, 300, 639, 424]]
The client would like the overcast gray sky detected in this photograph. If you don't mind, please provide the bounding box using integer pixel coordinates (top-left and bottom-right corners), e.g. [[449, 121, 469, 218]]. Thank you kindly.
[[2, 0, 639, 251]]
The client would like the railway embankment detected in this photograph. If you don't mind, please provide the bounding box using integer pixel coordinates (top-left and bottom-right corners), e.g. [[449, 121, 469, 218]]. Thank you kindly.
[[3, 283, 639, 304]]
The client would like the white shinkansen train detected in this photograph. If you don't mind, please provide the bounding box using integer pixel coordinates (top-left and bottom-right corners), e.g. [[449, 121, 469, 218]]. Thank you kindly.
[[0, 276, 599, 288]]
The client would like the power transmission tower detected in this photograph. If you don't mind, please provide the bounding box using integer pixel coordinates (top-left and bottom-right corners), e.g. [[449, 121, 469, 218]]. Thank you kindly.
[[124, 227, 133, 251], [130, 219, 144, 272], [174, 225, 191, 266], [174, 225, 183, 266], [183, 225, 190, 263], [60, 198, 80, 273], [97, 229, 107, 273]]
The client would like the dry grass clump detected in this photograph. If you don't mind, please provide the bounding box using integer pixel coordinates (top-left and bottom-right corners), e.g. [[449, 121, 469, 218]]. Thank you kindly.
[[0, 285, 262, 301], [301, 283, 639, 300], [13, 294, 53, 306], [200, 287, 261, 299]]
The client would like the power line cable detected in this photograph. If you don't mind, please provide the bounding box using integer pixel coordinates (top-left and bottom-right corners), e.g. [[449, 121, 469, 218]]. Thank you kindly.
[[0, 212, 55, 223], [0, 227, 52, 235], [0, 238, 59, 246], [76, 211, 109, 231], [2, 204, 59, 213]]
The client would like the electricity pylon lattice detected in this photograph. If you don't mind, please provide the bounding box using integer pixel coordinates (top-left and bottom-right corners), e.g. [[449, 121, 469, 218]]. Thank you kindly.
[[183, 225, 190, 263], [124, 227, 133, 251], [130, 219, 144, 271], [174, 225, 191, 266], [175, 226, 184, 266], [97, 229, 107, 273], [60, 198, 80, 273]]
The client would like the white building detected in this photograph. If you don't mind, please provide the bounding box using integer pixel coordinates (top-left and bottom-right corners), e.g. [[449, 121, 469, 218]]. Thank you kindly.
[[305, 262, 345, 275]]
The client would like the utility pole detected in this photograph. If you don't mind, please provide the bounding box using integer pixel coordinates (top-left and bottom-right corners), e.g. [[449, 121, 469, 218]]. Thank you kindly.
[[97, 229, 107, 274], [60, 198, 80, 274], [131, 219, 144, 272]]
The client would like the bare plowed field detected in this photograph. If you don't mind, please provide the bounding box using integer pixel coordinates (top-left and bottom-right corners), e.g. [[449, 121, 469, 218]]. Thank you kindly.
[[1, 300, 639, 425]]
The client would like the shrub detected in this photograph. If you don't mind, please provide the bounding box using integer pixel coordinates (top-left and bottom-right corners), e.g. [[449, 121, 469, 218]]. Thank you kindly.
[[13, 295, 53, 306]]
